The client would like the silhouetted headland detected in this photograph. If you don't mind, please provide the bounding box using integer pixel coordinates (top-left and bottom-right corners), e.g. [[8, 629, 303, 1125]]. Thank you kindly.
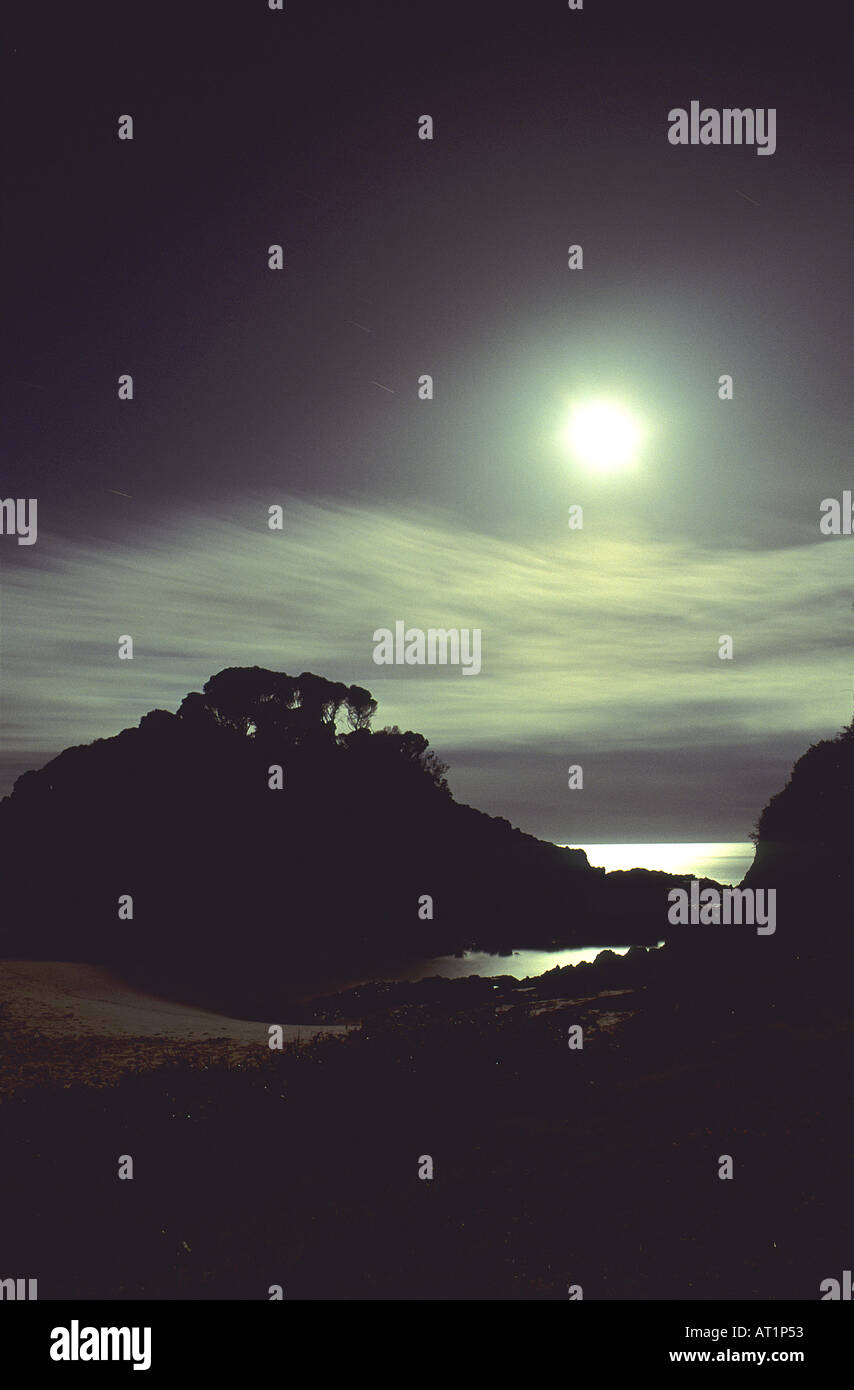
[[1, 696, 853, 1297], [0, 666, 724, 1013]]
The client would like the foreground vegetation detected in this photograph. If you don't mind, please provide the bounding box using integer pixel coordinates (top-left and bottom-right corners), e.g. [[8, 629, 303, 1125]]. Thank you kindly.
[[1, 969, 850, 1300]]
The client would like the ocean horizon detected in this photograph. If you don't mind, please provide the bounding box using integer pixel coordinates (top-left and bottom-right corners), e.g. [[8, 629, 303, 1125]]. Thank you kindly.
[[571, 842, 754, 887], [399, 843, 756, 984]]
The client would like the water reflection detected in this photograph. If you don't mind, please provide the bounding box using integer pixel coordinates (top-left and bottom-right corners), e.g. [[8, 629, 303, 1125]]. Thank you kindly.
[[404, 944, 641, 983]]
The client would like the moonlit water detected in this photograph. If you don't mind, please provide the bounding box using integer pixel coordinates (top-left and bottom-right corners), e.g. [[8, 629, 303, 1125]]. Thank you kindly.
[[412, 943, 640, 982], [574, 842, 754, 886], [403, 844, 754, 983]]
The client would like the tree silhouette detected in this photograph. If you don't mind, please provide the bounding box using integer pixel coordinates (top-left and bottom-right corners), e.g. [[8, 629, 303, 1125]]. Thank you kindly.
[[179, 668, 378, 745]]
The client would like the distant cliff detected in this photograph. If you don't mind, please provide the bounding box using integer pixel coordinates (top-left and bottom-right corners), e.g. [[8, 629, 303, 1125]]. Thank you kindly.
[[741, 716, 852, 963]]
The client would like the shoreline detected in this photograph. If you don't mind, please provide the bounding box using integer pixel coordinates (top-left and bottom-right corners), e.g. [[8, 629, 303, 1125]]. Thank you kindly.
[[0, 960, 353, 1096]]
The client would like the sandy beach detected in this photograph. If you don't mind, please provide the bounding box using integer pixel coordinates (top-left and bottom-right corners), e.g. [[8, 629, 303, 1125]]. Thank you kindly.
[[0, 960, 352, 1095]]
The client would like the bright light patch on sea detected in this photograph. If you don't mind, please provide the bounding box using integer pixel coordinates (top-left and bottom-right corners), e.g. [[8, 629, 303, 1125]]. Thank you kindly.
[[572, 842, 754, 886]]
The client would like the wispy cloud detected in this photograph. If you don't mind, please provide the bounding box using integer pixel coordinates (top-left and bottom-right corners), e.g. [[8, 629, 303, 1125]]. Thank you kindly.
[[1, 497, 850, 835]]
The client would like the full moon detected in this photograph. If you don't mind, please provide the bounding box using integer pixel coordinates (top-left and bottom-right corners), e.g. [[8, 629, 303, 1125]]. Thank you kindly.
[[562, 400, 644, 473]]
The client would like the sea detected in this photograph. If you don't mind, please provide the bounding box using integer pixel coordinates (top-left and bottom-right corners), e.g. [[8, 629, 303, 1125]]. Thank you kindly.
[[407, 842, 754, 983]]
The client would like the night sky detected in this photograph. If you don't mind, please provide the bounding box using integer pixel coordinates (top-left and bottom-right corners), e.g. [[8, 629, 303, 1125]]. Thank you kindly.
[[4, 0, 853, 843]]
